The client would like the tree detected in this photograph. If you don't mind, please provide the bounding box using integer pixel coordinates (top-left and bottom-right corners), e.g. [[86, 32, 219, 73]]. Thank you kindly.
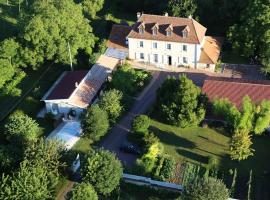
[[0, 38, 21, 67], [4, 111, 40, 145], [230, 131, 254, 161], [0, 145, 20, 173], [69, 183, 98, 200], [168, 0, 197, 18], [23, 138, 65, 176], [82, 0, 104, 19], [227, 0, 269, 68], [0, 59, 16, 89], [81, 149, 122, 195], [82, 105, 109, 142], [19, 0, 95, 66], [182, 177, 230, 200], [213, 97, 270, 135], [132, 115, 150, 134], [99, 89, 123, 123], [156, 75, 206, 128], [0, 161, 56, 200], [254, 100, 270, 134]]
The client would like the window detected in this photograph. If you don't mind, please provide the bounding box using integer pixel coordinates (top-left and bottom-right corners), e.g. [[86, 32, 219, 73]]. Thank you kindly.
[[183, 57, 188, 64], [166, 30, 172, 36], [182, 30, 188, 38], [140, 53, 144, 60], [153, 42, 157, 49], [154, 54, 158, 63], [183, 45, 187, 52], [167, 43, 171, 50], [139, 41, 144, 48], [153, 28, 158, 35], [139, 27, 144, 34]]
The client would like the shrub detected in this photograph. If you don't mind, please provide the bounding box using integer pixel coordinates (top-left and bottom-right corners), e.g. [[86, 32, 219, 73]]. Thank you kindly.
[[68, 183, 98, 200], [143, 132, 159, 148], [81, 105, 109, 142], [159, 157, 176, 180], [132, 115, 150, 134], [182, 177, 230, 200]]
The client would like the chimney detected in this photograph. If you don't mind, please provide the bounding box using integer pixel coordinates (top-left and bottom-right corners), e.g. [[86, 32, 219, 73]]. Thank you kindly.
[[188, 15, 192, 19], [75, 82, 79, 88], [164, 12, 169, 17], [137, 12, 141, 19]]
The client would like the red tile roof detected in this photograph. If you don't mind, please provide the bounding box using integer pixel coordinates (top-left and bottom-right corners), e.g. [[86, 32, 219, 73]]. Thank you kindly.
[[199, 36, 223, 64], [127, 14, 207, 44], [107, 24, 132, 50], [46, 70, 88, 100], [202, 77, 270, 108]]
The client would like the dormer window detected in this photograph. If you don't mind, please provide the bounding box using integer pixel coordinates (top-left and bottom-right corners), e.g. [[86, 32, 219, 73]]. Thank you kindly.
[[138, 21, 145, 34], [139, 27, 144, 34], [182, 25, 190, 38], [165, 24, 173, 37], [153, 28, 158, 35], [182, 30, 188, 38], [166, 30, 172, 36], [151, 23, 159, 36]]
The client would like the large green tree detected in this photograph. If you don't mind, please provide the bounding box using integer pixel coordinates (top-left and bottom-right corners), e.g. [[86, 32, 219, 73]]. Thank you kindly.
[[156, 75, 206, 128], [168, 0, 197, 18], [228, 0, 270, 68], [182, 177, 230, 200], [19, 0, 95, 66], [99, 89, 123, 124], [82, 0, 104, 19], [69, 183, 98, 200], [81, 149, 122, 195], [4, 111, 40, 145], [82, 105, 109, 142], [0, 59, 16, 89]]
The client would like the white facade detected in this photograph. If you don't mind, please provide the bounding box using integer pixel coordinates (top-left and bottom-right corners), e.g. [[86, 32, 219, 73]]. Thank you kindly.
[[44, 99, 84, 117], [128, 38, 204, 69]]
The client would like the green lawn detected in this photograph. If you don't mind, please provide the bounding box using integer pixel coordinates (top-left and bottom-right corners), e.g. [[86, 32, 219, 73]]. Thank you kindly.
[[150, 120, 270, 174], [150, 120, 230, 167]]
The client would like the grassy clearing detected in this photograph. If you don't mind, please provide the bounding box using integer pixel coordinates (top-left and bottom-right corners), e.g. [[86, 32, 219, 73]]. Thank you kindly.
[[150, 119, 230, 167]]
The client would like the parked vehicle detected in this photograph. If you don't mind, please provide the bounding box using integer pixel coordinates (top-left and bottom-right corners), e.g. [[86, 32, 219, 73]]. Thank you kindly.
[[120, 142, 141, 155]]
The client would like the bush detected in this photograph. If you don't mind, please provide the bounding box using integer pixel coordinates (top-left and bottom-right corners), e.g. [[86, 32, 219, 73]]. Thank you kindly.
[[132, 115, 150, 134], [182, 177, 230, 200], [110, 63, 151, 97], [68, 183, 98, 200], [143, 132, 159, 149], [81, 105, 109, 142], [159, 157, 176, 180]]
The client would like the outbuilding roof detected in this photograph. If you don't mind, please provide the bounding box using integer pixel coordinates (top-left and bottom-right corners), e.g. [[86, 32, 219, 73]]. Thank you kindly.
[[127, 14, 207, 44], [202, 77, 270, 108]]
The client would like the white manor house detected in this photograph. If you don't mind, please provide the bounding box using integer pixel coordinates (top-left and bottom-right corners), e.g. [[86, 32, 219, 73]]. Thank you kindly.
[[107, 13, 222, 71]]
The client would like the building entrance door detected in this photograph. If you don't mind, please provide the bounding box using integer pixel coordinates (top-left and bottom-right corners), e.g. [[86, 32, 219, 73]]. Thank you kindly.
[[168, 56, 172, 65]]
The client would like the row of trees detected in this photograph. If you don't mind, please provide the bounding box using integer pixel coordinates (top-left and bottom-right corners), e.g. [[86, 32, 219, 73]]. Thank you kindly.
[[213, 96, 270, 161]]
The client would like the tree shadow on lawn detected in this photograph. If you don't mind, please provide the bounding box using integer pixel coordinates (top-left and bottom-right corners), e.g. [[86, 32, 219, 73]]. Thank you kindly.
[[149, 126, 196, 149], [177, 148, 208, 164]]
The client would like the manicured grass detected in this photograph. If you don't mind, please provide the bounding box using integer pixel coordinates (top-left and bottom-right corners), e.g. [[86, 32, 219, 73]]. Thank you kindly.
[[150, 119, 270, 175], [150, 120, 230, 167]]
